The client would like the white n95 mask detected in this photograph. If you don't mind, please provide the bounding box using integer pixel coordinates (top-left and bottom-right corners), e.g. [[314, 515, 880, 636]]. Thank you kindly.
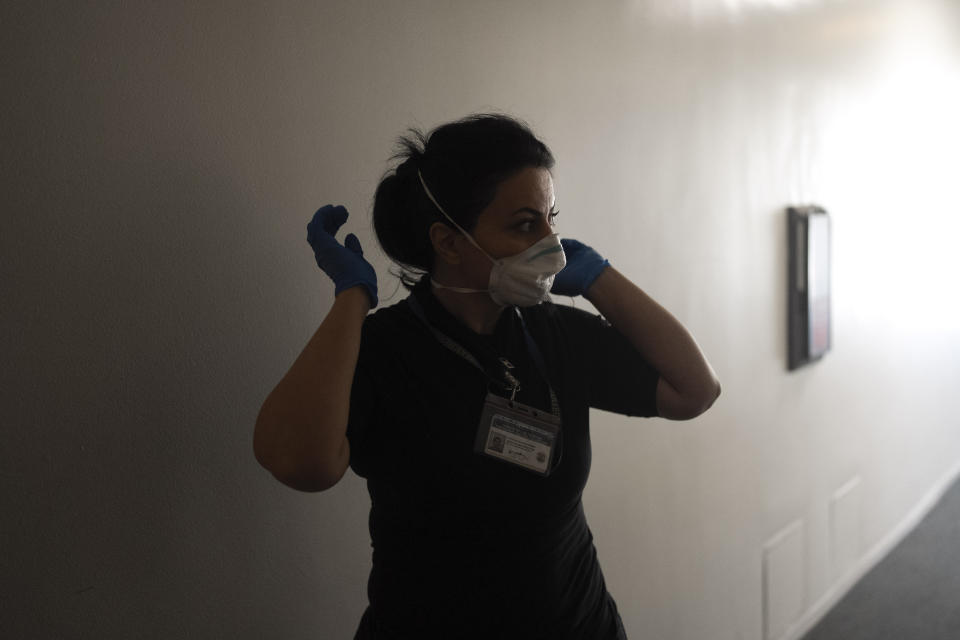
[[419, 171, 566, 307]]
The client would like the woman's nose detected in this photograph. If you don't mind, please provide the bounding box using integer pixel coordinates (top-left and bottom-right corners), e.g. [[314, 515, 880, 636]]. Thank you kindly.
[[535, 218, 555, 240]]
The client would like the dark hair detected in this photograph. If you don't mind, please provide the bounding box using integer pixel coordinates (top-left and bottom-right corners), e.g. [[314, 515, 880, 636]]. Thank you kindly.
[[373, 113, 555, 288]]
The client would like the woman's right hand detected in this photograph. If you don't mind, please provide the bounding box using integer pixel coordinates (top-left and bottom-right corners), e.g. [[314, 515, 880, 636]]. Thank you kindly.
[[307, 205, 378, 308]]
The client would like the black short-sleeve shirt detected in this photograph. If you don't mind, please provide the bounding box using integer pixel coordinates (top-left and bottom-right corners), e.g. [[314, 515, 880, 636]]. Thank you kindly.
[[347, 278, 659, 639]]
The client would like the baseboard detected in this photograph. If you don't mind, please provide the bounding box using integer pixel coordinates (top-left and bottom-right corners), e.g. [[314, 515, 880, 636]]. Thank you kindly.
[[783, 458, 960, 640]]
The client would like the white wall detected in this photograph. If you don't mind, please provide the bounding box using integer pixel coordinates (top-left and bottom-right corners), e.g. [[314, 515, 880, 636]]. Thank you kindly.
[[3, 1, 959, 638]]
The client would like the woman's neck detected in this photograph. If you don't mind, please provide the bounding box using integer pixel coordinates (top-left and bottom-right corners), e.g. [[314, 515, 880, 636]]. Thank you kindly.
[[430, 282, 506, 335]]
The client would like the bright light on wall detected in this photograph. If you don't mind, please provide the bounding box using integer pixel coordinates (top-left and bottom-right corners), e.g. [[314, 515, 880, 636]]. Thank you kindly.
[[821, 2, 960, 334]]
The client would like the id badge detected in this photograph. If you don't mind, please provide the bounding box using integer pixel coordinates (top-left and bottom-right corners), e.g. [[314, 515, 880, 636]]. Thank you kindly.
[[473, 392, 562, 476]]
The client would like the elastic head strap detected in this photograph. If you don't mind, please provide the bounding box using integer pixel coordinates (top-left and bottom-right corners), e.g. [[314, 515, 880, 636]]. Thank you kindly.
[[417, 170, 496, 262]]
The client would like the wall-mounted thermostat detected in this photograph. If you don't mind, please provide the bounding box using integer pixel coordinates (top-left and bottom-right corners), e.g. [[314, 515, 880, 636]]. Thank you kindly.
[[788, 206, 831, 370]]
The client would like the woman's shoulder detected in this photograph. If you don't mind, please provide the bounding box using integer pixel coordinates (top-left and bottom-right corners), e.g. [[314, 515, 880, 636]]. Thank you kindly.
[[522, 299, 609, 332], [361, 294, 420, 338]]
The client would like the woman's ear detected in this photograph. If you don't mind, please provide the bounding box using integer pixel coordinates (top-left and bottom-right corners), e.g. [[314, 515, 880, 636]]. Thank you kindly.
[[429, 222, 462, 266]]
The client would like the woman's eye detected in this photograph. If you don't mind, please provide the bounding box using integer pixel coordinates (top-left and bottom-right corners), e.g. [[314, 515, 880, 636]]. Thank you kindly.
[[517, 211, 559, 232]]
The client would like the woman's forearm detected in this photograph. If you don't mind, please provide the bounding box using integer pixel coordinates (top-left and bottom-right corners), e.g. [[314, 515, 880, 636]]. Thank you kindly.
[[585, 267, 720, 420], [253, 286, 370, 490]]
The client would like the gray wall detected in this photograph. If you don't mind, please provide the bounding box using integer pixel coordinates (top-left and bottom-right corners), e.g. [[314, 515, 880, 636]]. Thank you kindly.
[[3, 1, 960, 638]]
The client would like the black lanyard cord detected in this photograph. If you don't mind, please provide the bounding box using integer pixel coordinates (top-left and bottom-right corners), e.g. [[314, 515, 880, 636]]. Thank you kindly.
[[405, 296, 561, 418]]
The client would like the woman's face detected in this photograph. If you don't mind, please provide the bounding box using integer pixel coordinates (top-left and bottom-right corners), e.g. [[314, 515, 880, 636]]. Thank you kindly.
[[456, 166, 558, 285]]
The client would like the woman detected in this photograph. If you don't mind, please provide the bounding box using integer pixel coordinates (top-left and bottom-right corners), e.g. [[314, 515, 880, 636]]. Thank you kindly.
[[254, 114, 720, 639]]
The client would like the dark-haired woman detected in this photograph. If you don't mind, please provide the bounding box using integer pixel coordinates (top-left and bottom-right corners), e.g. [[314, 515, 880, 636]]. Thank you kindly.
[[254, 114, 720, 639]]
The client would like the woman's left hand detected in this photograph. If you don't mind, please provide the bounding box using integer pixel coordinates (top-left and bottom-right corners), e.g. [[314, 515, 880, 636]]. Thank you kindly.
[[551, 238, 610, 297]]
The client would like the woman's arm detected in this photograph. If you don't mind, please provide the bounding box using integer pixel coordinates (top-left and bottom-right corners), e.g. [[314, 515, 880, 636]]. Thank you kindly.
[[585, 267, 720, 420], [253, 287, 369, 491], [254, 204, 377, 491]]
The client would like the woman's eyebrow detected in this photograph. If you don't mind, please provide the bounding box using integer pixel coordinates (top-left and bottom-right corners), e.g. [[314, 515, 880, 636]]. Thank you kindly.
[[509, 207, 548, 216]]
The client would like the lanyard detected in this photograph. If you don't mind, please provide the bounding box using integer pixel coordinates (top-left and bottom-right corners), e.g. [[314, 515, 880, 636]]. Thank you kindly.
[[405, 296, 561, 418]]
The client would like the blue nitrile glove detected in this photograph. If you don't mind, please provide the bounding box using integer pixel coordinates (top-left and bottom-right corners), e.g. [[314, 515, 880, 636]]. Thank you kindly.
[[307, 204, 378, 308], [551, 238, 610, 297]]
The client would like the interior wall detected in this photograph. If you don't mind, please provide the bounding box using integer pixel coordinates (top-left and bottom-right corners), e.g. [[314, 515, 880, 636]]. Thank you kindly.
[[3, 1, 959, 638]]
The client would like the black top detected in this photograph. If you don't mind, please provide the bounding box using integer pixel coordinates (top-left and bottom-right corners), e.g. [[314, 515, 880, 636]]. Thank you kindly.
[[347, 278, 660, 639]]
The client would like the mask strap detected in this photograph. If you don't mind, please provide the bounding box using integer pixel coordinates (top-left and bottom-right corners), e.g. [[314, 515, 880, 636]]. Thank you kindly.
[[429, 278, 488, 294], [417, 170, 497, 264]]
